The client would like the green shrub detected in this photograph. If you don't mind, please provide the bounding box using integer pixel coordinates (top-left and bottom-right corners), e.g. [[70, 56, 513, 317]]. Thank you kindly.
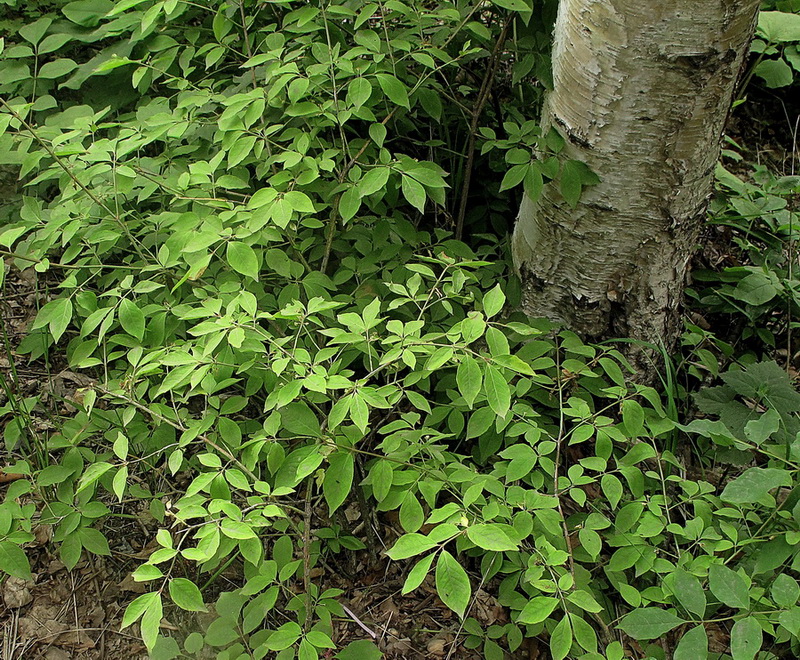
[[1, 1, 800, 659]]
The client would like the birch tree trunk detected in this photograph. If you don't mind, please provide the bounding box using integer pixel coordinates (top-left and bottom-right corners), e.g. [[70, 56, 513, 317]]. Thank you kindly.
[[512, 0, 760, 361]]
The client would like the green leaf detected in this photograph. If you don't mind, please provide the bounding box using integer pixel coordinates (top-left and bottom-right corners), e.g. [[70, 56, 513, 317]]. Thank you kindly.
[[621, 399, 645, 436], [359, 167, 390, 197], [369, 123, 387, 147], [456, 355, 482, 408], [280, 402, 321, 437], [78, 527, 110, 556], [577, 528, 602, 560], [284, 191, 315, 213], [730, 616, 762, 660], [466, 523, 519, 551], [674, 625, 708, 660], [338, 186, 361, 222], [560, 160, 584, 207], [771, 573, 800, 608], [401, 175, 426, 213], [673, 569, 706, 618], [45, 297, 73, 342], [758, 11, 800, 43], [567, 589, 603, 613], [601, 473, 623, 509], [346, 77, 372, 107], [499, 163, 528, 192], [169, 578, 207, 612], [708, 564, 749, 610], [306, 630, 335, 649], [142, 600, 164, 648], [501, 443, 537, 481], [518, 596, 559, 624], [402, 553, 435, 594], [122, 591, 159, 629], [335, 640, 382, 660], [19, 17, 52, 45], [113, 465, 127, 501], [226, 242, 259, 281], [375, 73, 410, 109], [720, 467, 791, 504], [617, 608, 686, 640], [228, 135, 257, 168], [523, 162, 544, 201], [744, 408, 781, 444], [550, 615, 573, 660], [754, 58, 794, 88], [734, 271, 780, 305], [484, 365, 510, 417], [435, 550, 471, 618], [62, 0, 114, 27], [76, 461, 113, 494], [386, 533, 436, 560], [399, 493, 425, 533], [324, 451, 354, 515], [119, 298, 145, 341], [483, 284, 505, 318], [491, 0, 530, 11], [38, 58, 78, 79], [0, 541, 32, 580]]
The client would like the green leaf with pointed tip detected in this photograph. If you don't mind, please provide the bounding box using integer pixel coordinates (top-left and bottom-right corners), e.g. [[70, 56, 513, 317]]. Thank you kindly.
[[338, 186, 361, 222], [399, 492, 424, 533], [140, 592, 163, 651], [708, 564, 749, 609], [346, 77, 372, 108], [484, 365, 510, 417], [618, 608, 686, 640], [435, 550, 470, 618], [402, 553, 435, 594], [483, 284, 505, 318], [673, 569, 706, 618], [375, 73, 409, 108], [324, 451, 354, 515], [401, 175, 426, 212], [466, 523, 519, 551], [122, 591, 159, 629], [518, 596, 559, 624], [119, 298, 145, 341], [0, 541, 32, 580], [226, 242, 259, 281], [387, 533, 437, 560], [674, 625, 708, 660], [720, 467, 791, 505], [550, 615, 573, 660], [456, 355, 482, 408], [169, 577, 207, 612]]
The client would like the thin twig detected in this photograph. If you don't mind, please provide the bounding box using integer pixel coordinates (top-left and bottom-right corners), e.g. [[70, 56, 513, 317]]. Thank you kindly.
[[454, 20, 511, 240], [238, 0, 258, 90], [341, 603, 377, 639], [553, 344, 575, 578], [303, 482, 314, 632], [94, 386, 258, 481], [320, 109, 398, 274]]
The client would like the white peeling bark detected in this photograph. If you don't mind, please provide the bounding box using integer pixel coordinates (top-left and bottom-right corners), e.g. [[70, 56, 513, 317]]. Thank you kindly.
[[512, 0, 760, 356]]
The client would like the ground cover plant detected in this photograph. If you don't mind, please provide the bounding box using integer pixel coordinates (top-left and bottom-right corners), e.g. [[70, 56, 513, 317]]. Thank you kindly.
[[0, 0, 799, 659]]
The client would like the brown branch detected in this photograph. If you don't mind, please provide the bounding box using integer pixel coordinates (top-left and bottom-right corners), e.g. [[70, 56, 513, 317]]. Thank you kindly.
[[454, 20, 512, 240]]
